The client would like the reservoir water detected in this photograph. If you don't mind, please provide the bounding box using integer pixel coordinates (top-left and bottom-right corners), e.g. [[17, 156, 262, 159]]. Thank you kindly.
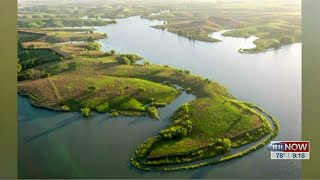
[[19, 16, 301, 178]]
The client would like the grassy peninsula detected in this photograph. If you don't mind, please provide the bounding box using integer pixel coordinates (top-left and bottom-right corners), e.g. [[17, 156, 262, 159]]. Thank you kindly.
[[18, 25, 278, 170]]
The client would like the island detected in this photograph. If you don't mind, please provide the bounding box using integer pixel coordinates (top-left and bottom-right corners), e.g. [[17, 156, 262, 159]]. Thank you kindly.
[[17, 26, 279, 171]]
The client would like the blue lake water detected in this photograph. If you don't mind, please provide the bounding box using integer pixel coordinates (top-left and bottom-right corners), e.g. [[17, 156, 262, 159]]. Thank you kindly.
[[19, 16, 301, 178]]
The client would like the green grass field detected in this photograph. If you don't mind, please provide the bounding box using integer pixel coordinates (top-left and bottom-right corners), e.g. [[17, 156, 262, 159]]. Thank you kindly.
[[18, 29, 106, 65]]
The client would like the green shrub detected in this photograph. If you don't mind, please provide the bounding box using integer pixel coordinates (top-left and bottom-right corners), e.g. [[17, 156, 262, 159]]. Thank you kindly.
[[186, 87, 192, 93], [150, 102, 167, 107], [280, 36, 295, 45], [17, 64, 22, 73], [95, 102, 109, 113], [223, 138, 232, 152], [61, 105, 71, 111], [138, 87, 147, 94], [162, 81, 171, 86], [159, 126, 189, 139], [86, 43, 101, 50], [119, 57, 131, 65], [87, 36, 95, 42], [216, 138, 223, 145], [110, 110, 119, 117], [148, 106, 160, 119], [88, 85, 97, 91], [81, 107, 91, 117], [144, 60, 150, 66]]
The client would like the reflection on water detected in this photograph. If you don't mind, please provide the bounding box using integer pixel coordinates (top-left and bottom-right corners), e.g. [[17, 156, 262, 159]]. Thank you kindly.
[[19, 16, 301, 179], [209, 29, 259, 50]]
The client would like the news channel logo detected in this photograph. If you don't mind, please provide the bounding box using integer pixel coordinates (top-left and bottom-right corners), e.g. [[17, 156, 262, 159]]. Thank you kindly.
[[268, 141, 310, 152]]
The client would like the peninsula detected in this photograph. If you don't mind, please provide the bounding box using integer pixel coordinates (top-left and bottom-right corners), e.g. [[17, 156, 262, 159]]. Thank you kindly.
[[17, 27, 279, 171]]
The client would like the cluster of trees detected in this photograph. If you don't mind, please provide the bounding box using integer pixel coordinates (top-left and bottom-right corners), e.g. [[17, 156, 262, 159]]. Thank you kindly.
[[147, 106, 160, 120], [119, 56, 132, 65], [216, 138, 232, 153], [172, 103, 189, 120], [194, 76, 210, 84], [178, 69, 191, 75], [134, 137, 158, 159], [18, 68, 51, 81], [160, 103, 193, 139], [102, 50, 116, 56], [87, 36, 95, 42], [162, 81, 171, 86], [159, 122, 192, 139], [18, 49, 61, 70], [102, 50, 116, 57], [177, 30, 197, 40], [118, 54, 143, 65], [85, 42, 101, 50], [68, 62, 78, 70]]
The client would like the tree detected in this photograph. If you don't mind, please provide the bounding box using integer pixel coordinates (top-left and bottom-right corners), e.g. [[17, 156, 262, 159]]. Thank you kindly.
[[17, 64, 22, 73], [86, 43, 101, 50], [280, 36, 295, 45], [110, 110, 119, 117], [120, 57, 131, 65], [138, 87, 146, 94], [184, 70, 190, 74], [223, 138, 232, 152], [148, 106, 160, 119], [61, 105, 71, 111], [88, 85, 97, 91], [110, 50, 116, 55], [81, 107, 91, 117], [28, 22, 40, 28], [143, 60, 150, 66], [186, 87, 192, 93], [87, 36, 95, 42]]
